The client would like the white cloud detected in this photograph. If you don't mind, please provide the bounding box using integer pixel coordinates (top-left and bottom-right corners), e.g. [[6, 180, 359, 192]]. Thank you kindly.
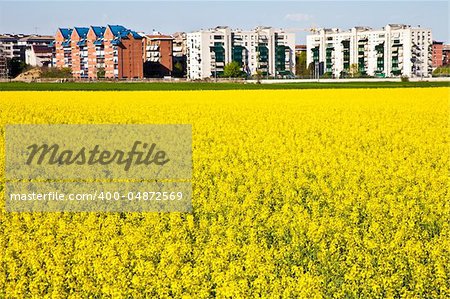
[[284, 13, 313, 22]]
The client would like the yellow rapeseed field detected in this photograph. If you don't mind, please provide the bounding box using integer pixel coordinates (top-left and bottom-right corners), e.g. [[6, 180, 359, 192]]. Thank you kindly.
[[0, 88, 449, 298]]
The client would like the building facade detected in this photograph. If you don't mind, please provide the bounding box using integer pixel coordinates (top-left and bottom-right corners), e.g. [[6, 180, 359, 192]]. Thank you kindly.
[[172, 32, 187, 77], [25, 45, 53, 67], [54, 25, 143, 79], [307, 24, 433, 78], [0, 34, 53, 61], [187, 26, 295, 79], [55, 28, 73, 68], [432, 41, 443, 68], [0, 47, 7, 78], [0, 34, 53, 77], [143, 34, 173, 77]]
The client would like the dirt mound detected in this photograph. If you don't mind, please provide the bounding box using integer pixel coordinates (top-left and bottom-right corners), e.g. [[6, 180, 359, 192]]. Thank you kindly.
[[13, 68, 42, 81]]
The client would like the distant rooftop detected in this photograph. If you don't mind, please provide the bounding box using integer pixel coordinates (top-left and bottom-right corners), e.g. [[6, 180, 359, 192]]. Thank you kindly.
[[31, 45, 53, 53], [191, 26, 287, 34], [146, 34, 173, 40], [19, 35, 54, 41], [314, 24, 431, 35], [0, 34, 53, 41]]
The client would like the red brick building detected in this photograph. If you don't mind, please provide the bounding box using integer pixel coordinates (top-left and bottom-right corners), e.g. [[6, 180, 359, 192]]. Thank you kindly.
[[87, 26, 105, 78], [54, 25, 143, 79], [70, 27, 89, 78], [432, 41, 444, 68], [55, 28, 73, 68], [143, 34, 173, 77], [103, 25, 143, 79]]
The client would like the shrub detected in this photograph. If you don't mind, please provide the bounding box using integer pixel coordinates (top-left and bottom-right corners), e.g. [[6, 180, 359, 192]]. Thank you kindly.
[[40, 67, 72, 78], [223, 61, 244, 78], [432, 66, 450, 77]]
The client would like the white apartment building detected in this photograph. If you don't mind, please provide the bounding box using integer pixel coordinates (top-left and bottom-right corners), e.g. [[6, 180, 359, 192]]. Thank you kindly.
[[306, 24, 432, 78], [25, 45, 53, 67], [0, 34, 53, 61], [187, 26, 295, 79], [0, 34, 54, 78]]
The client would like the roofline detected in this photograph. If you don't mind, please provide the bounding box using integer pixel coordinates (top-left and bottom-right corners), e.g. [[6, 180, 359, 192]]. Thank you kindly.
[[310, 24, 432, 35], [145, 35, 174, 40]]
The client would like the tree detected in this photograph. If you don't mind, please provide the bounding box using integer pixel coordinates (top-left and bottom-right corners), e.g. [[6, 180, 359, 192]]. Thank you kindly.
[[321, 72, 333, 79], [7, 57, 30, 78], [295, 52, 308, 78], [97, 67, 105, 79], [349, 63, 361, 78], [173, 61, 184, 78], [253, 70, 263, 83], [223, 61, 243, 78], [307, 62, 315, 78]]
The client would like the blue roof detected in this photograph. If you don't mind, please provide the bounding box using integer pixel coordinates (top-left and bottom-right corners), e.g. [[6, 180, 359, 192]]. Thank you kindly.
[[59, 28, 72, 39], [108, 25, 128, 36], [91, 26, 106, 38], [111, 39, 121, 46], [57, 25, 141, 48], [127, 31, 142, 39], [132, 31, 142, 39], [74, 27, 89, 38], [107, 24, 142, 40]]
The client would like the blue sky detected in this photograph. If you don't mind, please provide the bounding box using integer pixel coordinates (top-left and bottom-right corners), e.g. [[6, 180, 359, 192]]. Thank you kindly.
[[0, 1, 448, 43]]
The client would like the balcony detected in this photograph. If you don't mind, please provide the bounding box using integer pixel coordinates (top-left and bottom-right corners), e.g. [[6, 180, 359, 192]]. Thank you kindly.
[[173, 46, 183, 52], [146, 45, 159, 51], [146, 57, 159, 62]]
